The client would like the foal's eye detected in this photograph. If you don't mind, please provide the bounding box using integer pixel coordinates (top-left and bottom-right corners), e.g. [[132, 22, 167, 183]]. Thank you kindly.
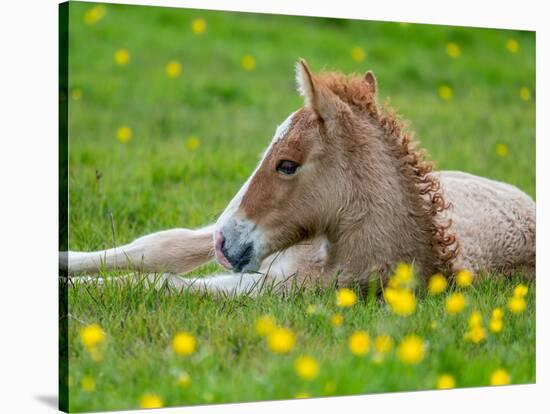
[[276, 160, 300, 176]]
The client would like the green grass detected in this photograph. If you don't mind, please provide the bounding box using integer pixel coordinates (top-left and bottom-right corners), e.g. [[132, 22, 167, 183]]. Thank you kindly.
[[65, 1, 536, 412]]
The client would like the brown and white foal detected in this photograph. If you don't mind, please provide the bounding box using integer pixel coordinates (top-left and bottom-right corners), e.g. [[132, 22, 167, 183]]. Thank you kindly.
[[61, 60, 536, 294]]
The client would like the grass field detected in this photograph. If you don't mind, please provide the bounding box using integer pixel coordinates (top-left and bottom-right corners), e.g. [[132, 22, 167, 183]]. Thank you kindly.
[[65, 2, 536, 412]]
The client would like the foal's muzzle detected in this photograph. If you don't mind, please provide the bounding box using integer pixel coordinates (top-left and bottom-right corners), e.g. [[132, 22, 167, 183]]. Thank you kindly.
[[214, 229, 256, 272]]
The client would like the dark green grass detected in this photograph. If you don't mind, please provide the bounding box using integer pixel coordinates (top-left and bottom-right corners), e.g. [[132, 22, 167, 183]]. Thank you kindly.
[[66, 2, 535, 412]]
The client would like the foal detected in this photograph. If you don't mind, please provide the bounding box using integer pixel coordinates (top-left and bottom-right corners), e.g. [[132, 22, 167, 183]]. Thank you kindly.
[[61, 59, 536, 294]]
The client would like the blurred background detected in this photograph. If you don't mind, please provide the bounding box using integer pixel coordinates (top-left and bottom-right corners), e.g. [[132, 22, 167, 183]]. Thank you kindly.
[[68, 2, 535, 251]]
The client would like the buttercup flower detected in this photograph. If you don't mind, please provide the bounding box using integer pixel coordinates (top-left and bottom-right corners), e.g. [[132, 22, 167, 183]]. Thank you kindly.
[[456, 269, 473, 287], [166, 60, 182, 78], [446, 42, 461, 58], [139, 393, 163, 409], [80, 324, 105, 349], [240, 55, 256, 71], [437, 374, 456, 389], [519, 87, 531, 101], [513, 284, 528, 298], [351, 46, 366, 62], [191, 18, 207, 35], [349, 331, 370, 356], [445, 293, 466, 314], [294, 355, 320, 380], [84, 5, 106, 25], [255, 315, 276, 336], [492, 308, 504, 319], [116, 126, 132, 143], [506, 39, 519, 53], [177, 372, 191, 388], [496, 143, 509, 157], [489, 318, 503, 333], [385, 288, 416, 316], [81, 376, 96, 392], [438, 85, 453, 101], [490, 369, 511, 386], [397, 335, 425, 365], [374, 335, 393, 354], [336, 288, 357, 308], [428, 273, 447, 295], [507, 296, 526, 313], [267, 327, 295, 354], [172, 332, 197, 356], [465, 325, 486, 344], [295, 392, 311, 399], [114, 48, 130, 66], [330, 313, 343, 327], [468, 311, 483, 328], [394, 262, 414, 285], [185, 135, 200, 151]]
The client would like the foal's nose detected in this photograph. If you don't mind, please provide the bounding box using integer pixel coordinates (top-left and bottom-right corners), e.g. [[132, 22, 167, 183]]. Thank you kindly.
[[223, 241, 254, 273], [215, 229, 254, 272]]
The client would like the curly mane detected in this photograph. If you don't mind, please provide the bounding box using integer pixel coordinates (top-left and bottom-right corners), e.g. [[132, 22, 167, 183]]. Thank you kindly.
[[315, 71, 459, 271]]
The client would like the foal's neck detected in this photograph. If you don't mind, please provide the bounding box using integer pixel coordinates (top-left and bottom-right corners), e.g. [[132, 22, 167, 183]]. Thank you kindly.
[[327, 124, 438, 281]]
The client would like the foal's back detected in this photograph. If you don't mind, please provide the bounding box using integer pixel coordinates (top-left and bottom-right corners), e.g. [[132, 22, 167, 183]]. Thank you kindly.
[[437, 171, 535, 277]]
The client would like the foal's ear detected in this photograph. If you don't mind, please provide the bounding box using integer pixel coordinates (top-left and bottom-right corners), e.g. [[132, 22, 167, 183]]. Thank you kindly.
[[364, 70, 377, 96], [295, 58, 345, 120]]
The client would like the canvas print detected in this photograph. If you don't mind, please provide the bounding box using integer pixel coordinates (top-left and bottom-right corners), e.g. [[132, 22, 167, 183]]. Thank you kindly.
[[59, 1, 536, 412]]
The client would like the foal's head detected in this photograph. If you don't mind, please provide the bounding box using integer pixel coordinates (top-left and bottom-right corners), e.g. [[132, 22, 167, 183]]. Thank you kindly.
[[214, 59, 379, 272]]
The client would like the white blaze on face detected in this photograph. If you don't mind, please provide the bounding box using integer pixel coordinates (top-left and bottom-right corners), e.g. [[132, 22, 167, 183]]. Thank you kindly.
[[214, 110, 298, 271], [216, 110, 297, 229]]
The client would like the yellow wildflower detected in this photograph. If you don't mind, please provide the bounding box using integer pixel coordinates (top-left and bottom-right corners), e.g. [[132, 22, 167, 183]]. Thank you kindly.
[[351, 46, 367, 62], [489, 318, 503, 333], [507, 296, 526, 313], [177, 372, 191, 388], [114, 48, 130, 66], [428, 273, 447, 295], [519, 87, 531, 101], [490, 369, 511, 386], [240, 55, 256, 71], [71, 88, 82, 100], [445, 293, 466, 314], [255, 315, 276, 336], [116, 126, 132, 143], [513, 284, 528, 298], [336, 288, 357, 308], [172, 332, 197, 356], [496, 143, 509, 157], [185, 135, 200, 151], [456, 269, 473, 287], [492, 308, 504, 319], [465, 325, 486, 344], [374, 335, 393, 354], [385, 288, 416, 316], [81, 376, 96, 392], [84, 5, 106, 25], [330, 313, 343, 327], [438, 85, 453, 101], [394, 262, 414, 285], [446, 42, 461, 58], [267, 327, 295, 354], [294, 355, 320, 380], [139, 393, 163, 409], [506, 39, 519, 53], [295, 392, 311, 399], [348, 331, 370, 356], [437, 374, 456, 389], [397, 335, 425, 365], [191, 18, 207, 35], [468, 311, 483, 328], [79, 324, 105, 349], [323, 381, 336, 394], [166, 60, 182, 78]]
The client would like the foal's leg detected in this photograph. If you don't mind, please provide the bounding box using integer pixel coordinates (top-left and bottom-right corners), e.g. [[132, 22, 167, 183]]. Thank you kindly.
[[61, 225, 215, 275]]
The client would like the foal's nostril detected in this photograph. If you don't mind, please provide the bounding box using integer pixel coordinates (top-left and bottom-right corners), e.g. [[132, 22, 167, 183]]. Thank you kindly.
[[225, 242, 254, 272]]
